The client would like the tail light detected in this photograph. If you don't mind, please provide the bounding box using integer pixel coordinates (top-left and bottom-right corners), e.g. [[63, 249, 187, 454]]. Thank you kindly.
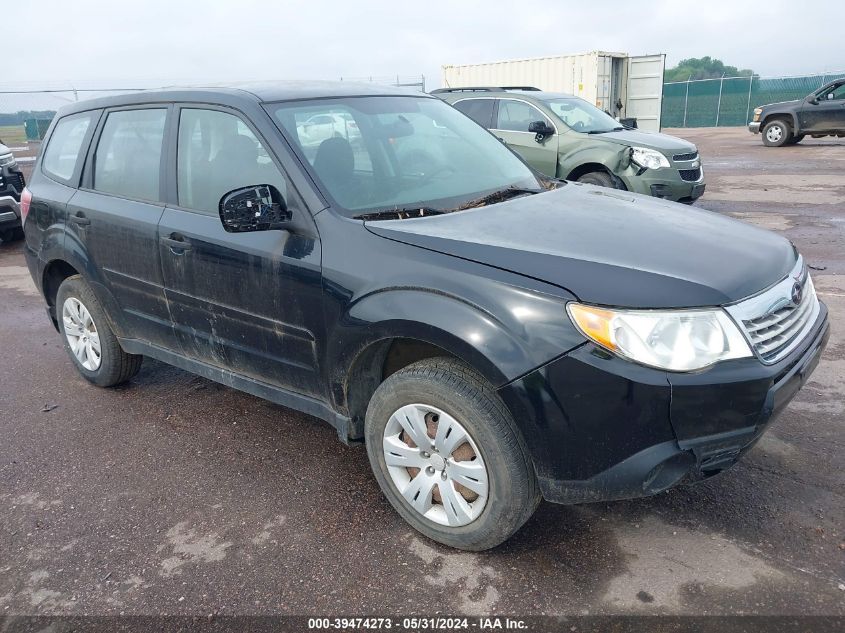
[[20, 187, 32, 226]]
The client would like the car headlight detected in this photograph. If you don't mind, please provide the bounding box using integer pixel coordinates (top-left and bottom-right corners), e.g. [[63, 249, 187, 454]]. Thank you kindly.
[[567, 303, 752, 372], [630, 147, 670, 170], [752, 107, 763, 122]]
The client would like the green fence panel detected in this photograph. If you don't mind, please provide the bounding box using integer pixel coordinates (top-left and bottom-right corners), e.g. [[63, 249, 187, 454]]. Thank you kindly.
[[662, 72, 845, 128]]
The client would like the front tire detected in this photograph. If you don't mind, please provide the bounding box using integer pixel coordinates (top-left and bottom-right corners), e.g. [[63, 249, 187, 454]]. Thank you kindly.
[[56, 276, 142, 387], [762, 119, 792, 147], [365, 357, 540, 551], [577, 170, 619, 188]]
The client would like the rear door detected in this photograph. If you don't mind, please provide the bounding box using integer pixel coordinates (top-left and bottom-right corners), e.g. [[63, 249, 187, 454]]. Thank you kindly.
[[157, 105, 324, 397], [452, 98, 496, 128], [492, 98, 559, 177], [69, 105, 177, 349]]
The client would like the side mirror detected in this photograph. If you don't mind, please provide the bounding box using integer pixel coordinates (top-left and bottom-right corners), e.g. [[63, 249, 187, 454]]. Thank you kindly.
[[807, 96, 819, 105], [528, 120, 554, 142], [219, 185, 291, 233]]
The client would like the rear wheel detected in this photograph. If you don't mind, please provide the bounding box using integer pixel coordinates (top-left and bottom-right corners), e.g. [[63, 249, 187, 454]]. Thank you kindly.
[[577, 171, 619, 188], [56, 276, 142, 387], [365, 357, 540, 551], [762, 119, 792, 147]]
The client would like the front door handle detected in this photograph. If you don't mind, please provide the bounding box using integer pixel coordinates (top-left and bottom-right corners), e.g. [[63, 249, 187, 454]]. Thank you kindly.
[[160, 235, 192, 252], [68, 213, 90, 226]]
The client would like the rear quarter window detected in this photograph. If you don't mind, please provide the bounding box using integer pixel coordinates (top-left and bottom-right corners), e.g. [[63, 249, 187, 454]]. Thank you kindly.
[[42, 112, 95, 183], [453, 99, 494, 128]]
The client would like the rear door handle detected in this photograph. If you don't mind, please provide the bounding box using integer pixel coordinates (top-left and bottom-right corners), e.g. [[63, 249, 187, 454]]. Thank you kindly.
[[68, 213, 90, 226], [160, 234, 193, 252]]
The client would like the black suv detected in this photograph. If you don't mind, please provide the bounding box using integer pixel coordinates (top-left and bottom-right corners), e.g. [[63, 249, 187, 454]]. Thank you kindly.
[[0, 141, 27, 242], [23, 82, 829, 550], [749, 78, 845, 146]]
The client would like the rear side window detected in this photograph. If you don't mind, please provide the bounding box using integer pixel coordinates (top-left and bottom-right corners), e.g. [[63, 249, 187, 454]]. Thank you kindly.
[[42, 113, 94, 182], [93, 109, 166, 202], [453, 99, 494, 128]]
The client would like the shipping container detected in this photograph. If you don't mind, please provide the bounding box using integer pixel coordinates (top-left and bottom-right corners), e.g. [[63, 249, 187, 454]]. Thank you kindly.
[[441, 51, 666, 131]]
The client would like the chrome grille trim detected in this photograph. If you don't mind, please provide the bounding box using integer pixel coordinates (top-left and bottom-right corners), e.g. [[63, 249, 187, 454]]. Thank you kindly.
[[673, 150, 699, 162], [724, 256, 820, 364]]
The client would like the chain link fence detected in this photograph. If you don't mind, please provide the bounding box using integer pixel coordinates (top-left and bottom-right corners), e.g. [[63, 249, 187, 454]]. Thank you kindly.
[[0, 75, 426, 143], [661, 71, 845, 128]]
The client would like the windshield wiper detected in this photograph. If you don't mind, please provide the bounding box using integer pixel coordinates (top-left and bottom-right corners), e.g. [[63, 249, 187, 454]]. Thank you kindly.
[[453, 186, 544, 211], [587, 127, 625, 134], [354, 206, 445, 221]]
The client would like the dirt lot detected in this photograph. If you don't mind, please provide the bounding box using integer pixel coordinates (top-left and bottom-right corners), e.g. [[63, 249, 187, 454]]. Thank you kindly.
[[0, 127, 843, 618]]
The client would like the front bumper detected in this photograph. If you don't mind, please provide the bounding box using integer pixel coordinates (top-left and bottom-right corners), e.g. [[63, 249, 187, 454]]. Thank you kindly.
[[498, 303, 829, 505], [0, 196, 21, 230], [748, 121, 761, 134], [622, 167, 705, 204]]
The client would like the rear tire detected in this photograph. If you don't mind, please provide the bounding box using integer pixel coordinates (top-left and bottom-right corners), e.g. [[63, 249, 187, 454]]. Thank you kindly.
[[762, 119, 792, 147], [56, 276, 142, 387], [577, 171, 619, 188], [364, 357, 540, 551]]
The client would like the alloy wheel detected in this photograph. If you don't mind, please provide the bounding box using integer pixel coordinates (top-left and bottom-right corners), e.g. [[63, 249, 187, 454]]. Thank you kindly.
[[62, 297, 102, 371], [382, 403, 489, 527]]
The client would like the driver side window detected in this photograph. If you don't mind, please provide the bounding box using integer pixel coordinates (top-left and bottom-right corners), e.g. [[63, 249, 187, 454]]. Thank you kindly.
[[826, 83, 845, 101], [495, 100, 547, 132], [176, 108, 288, 215]]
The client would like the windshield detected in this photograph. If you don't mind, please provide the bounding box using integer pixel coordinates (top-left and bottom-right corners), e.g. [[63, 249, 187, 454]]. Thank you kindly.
[[544, 97, 623, 134], [271, 96, 542, 216]]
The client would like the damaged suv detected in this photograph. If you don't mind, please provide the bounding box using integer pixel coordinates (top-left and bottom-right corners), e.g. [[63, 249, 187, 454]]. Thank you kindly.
[[23, 83, 828, 550], [435, 87, 705, 204]]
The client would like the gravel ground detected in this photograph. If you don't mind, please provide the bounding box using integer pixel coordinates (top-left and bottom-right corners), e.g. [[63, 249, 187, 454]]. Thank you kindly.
[[0, 127, 843, 617]]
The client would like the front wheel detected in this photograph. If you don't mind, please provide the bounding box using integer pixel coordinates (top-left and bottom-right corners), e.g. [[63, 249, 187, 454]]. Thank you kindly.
[[56, 276, 142, 387], [577, 170, 620, 188], [762, 119, 792, 147], [365, 357, 540, 551]]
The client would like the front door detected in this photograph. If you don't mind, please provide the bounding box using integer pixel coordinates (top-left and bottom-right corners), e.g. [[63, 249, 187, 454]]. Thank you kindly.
[[70, 106, 177, 349], [158, 106, 324, 397], [492, 99, 559, 177], [799, 80, 845, 133]]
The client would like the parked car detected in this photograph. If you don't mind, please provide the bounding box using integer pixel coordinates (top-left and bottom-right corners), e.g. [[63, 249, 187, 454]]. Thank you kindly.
[[0, 141, 27, 242], [749, 78, 845, 146], [296, 112, 361, 148], [434, 87, 705, 204], [22, 82, 828, 550]]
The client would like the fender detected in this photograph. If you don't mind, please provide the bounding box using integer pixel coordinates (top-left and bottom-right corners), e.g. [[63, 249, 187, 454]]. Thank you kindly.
[[560, 143, 627, 181], [327, 285, 586, 412], [763, 110, 801, 134], [42, 228, 130, 337]]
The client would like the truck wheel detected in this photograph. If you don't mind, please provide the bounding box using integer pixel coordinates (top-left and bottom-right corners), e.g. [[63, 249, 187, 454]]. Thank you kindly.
[[56, 275, 142, 387], [762, 119, 792, 147], [365, 357, 540, 551], [577, 171, 619, 188]]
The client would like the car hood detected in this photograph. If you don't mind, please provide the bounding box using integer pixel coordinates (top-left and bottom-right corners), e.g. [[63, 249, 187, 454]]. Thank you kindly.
[[365, 184, 796, 309], [585, 129, 696, 154], [761, 99, 803, 111]]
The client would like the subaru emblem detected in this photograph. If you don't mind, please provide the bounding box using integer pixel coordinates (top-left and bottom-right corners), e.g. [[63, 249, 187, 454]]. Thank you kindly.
[[791, 282, 802, 306]]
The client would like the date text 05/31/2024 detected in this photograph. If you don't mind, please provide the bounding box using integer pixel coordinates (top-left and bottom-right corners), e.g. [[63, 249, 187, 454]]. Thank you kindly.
[[307, 617, 528, 630]]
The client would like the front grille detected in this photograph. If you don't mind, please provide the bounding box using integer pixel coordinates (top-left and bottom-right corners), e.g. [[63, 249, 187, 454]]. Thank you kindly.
[[725, 257, 820, 364], [673, 151, 699, 162], [678, 168, 702, 182]]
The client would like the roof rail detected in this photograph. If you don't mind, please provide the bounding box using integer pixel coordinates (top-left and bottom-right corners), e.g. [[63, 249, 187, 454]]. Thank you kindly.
[[430, 86, 541, 94]]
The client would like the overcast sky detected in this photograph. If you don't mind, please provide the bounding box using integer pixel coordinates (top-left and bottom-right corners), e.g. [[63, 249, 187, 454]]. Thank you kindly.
[[7, 0, 845, 93]]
